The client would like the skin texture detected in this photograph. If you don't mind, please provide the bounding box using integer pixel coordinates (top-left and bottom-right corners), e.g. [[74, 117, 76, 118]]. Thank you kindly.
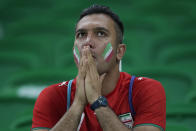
[[34, 14, 161, 131]]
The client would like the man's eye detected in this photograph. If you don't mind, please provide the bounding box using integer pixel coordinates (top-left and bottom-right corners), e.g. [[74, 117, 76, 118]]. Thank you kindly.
[[97, 31, 105, 37], [77, 32, 86, 38]]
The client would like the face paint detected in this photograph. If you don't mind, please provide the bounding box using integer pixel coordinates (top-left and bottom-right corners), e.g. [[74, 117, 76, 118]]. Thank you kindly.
[[102, 43, 113, 62], [73, 45, 80, 64]]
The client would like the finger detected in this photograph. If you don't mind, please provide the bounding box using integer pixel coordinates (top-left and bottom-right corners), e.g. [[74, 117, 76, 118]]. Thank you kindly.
[[79, 49, 85, 67], [86, 48, 95, 65], [86, 53, 99, 81], [85, 66, 91, 83], [79, 59, 84, 75], [78, 53, 87, 78], [87, 66, 99, 87], [100, 73, 106, 83], [82, 59, 88, 78], [88, 55, 98, 76], [86, 50, 96, 70], [84, 46, 99, 81]]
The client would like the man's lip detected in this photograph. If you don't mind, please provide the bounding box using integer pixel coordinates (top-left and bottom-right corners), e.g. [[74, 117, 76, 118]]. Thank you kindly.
[[92, 55, 96, 59], [90, 52, 96, 58], [91, 54, 96, 59]]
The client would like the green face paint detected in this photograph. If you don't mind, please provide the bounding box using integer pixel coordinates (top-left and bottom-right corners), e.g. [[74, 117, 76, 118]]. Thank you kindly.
[[102, 43, 113, 62], [73, 45, 80, 64]]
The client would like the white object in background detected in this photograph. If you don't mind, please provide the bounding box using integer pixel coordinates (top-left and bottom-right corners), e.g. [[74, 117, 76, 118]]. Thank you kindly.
[[17, 85, 46, 99], [119, 60, 122, 72]]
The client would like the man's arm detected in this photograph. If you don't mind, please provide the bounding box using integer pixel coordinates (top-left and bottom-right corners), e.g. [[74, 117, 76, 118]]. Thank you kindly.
[[32, 100, 84, 131], [95, 106, 130, 131], [50, 50, 88, 131], [50, 99, 84, 131], [95, 106, 161, 131], [32, 49, 88, 131], [84, 46, 162, 131]]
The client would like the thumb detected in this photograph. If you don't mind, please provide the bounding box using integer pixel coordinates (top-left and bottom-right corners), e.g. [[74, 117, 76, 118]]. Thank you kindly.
[[100, 73, 106, 83]]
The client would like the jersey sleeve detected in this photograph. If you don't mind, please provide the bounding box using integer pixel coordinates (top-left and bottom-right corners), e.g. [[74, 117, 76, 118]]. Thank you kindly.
[[31, 84, 67, 130], [132, 78, 166, 131]]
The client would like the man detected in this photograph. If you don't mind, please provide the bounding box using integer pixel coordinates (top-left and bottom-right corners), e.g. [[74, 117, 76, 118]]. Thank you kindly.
[[31, 5, 166, 131]]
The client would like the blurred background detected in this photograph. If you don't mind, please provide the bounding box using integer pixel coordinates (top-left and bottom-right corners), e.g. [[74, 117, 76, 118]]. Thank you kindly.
[[0, 0, 196, 130]]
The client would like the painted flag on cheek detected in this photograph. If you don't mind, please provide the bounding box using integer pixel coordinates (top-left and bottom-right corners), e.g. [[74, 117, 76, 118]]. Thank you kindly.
[[73, 46, 80, 64], [102, 43, 113, 62]]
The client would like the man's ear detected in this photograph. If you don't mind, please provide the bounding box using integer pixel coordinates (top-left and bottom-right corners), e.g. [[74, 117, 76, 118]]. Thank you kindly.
[[116, 44, 126, 61]]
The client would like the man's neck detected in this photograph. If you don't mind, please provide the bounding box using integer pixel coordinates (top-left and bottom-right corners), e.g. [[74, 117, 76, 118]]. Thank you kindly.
[[101, 65, 120, 96]]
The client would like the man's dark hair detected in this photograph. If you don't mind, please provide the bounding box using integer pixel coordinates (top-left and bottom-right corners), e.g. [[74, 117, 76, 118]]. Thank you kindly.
[[77, 4, 124, 44]]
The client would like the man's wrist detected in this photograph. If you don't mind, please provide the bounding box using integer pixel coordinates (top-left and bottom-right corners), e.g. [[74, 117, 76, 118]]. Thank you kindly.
[[88, 95, 101, 105], [73, 98, 86, 109], [90, 96, 108, 111]]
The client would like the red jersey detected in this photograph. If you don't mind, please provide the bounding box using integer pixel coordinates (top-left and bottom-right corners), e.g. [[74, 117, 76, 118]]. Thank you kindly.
[[32, 72, 166, 131]]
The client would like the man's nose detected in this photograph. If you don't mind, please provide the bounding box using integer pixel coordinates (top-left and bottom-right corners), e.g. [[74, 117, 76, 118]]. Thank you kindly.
[[83, 34, 94, 48]]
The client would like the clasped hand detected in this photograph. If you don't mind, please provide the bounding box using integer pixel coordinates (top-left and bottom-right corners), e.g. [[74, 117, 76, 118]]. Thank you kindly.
[[75, 46, 105, 107]]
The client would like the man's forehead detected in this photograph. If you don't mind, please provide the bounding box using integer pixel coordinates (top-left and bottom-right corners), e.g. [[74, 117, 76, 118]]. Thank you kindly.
[[76, 14, 115, 31]]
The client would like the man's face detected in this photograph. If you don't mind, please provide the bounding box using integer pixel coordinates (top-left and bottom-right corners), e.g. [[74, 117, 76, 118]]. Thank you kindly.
[[74, 14, 118, 74]]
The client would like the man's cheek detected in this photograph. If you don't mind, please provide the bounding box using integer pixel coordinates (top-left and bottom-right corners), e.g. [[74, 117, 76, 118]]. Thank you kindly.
[[73, 45, 80, 64], [102, 42, 113, 62]]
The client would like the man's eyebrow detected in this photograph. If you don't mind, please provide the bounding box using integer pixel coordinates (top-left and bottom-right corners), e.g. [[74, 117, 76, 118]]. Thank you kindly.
[[94, 27, 109, 33], [75, 29, 86, 34], [75, 27, 110, 34]]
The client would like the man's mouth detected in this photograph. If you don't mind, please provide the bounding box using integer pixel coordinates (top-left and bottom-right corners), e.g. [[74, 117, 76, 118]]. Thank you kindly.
[[92, 55, 96, 59], [90, 52, 96, 59]]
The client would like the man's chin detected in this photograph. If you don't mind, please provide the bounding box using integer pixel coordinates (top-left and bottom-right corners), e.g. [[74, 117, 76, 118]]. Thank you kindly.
[[97, 67, 107, 76]]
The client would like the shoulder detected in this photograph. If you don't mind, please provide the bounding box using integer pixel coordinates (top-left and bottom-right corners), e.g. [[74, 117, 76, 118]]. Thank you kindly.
[[133, 76, 165, 94], [132, 76, 166, 109], [40, 82, 67, 98], [32, 79, 77, 129], [132, 77, 166, 130], [34, 82, 67, 107], [119, 72, 164, 93], [37, 79, 76, 102]]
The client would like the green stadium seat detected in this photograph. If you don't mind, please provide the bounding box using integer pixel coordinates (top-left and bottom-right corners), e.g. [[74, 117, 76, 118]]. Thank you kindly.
[[0, 51, 40, 87], [7, 68, 76, 87], [166, 103, 196, 131], [186, 86, 196, 103], [167, 103, 196, 116], [166, 123, 191, 131], [0, 39, 44, 54], [0, 51, 40, 69], [10, 109, 33, 131], [124, 66, 195, 104], [6, 18, 74, 36], [149, 32, 196, 64], [0, 68, 77, 101], [0, 99, 34, 131], [157, 46, 196, 67]]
